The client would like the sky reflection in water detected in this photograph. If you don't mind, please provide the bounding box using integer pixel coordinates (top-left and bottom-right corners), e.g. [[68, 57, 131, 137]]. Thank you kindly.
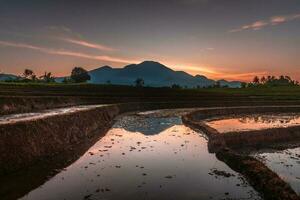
[[20, 113, 261, 200], [253, 147, 300, 195], [205, 113, 300, 133]]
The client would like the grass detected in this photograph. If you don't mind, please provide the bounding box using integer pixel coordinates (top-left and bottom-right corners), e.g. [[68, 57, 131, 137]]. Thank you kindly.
[[1, 82, 300, 107], [1, 82, 300, 96]]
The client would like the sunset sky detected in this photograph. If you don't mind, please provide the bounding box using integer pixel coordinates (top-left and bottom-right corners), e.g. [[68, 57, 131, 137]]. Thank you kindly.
[[0, 0, 299, 81]]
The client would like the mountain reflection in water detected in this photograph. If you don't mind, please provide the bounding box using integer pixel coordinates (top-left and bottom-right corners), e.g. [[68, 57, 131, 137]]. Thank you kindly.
[[19, 112, 261, 200]]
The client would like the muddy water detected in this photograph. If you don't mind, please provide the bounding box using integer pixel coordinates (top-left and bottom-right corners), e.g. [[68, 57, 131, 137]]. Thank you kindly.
[[20, 110, 261, 200], [0, 105, 106, 125], [252, 147, 300, 194], [205, 113, 300, 133]]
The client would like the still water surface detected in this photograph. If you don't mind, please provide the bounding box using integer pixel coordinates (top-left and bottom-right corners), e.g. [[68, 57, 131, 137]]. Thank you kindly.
[[205, 113, 300, 133], [0, 105, 105, 125], [253, 147, 300, 195], [20, 110, 261, 200]]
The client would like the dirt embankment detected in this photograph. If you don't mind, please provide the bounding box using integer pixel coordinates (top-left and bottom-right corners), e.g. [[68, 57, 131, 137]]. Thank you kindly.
[[0, 102, 210, 176], [0, 105, 119, 175], [0, 96, 104, 115], [216, 149, 299, 200], [0, 103, 153, 200], [182, 106, 300, 200], [183, 106, 300, 151], [3, 83, 300, 117]]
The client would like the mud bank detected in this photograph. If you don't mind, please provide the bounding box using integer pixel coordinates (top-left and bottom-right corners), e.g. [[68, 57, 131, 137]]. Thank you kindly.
[[216, 149, 299, 200], [0, 96, 105, 116], [0, 105, 120, 175], [182, 106, 300, 200], [0, 103, 207, 176], [183, 106, 300, 150], [2, 94, 300, 116]]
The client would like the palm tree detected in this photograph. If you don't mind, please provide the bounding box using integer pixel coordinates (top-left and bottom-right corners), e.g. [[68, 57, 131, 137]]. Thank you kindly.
[[253, 76, 260, 84], [40, 72, 55, 82], [260, 76, 266, 84]]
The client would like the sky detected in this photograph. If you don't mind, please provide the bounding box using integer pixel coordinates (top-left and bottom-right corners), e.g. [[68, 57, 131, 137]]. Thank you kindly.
[[0, 0, 299, 81]]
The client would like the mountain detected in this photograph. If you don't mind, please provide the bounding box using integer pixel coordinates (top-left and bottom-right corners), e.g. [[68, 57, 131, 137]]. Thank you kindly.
[[0, 73, 18, 81], [89, 61, 215, 87], [88, 61, 241, 88], [54, 61, 242, 88], [217, 79, 242, 88]]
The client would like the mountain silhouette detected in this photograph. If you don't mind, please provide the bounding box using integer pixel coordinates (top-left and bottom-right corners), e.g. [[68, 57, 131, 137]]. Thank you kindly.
[[88, 61, 241, 88], [0, 73, 18, 81], [1, 61, 242, 88]]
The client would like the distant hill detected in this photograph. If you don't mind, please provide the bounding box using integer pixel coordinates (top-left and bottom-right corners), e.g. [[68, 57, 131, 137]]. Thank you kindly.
[[88, 61, 241, 88], [0, 73, 18, 81], [217, 79, 242, 88]]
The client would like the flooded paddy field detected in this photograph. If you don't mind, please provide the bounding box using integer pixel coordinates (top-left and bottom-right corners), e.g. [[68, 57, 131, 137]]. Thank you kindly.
[[0, 105, 106, 125], [19, 109, 261, 200], [205, 113, 300, 133], [252, 147, 300, 195]]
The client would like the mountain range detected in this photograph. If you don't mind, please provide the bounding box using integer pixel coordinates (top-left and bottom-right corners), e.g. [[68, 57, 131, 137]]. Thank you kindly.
[[88, 61, 241, 88], [0, 73, 18, 81], [1, 61, 242, 88]]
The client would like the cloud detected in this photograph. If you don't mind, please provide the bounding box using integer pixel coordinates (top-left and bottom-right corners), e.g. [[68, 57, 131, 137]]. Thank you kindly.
[[230, 13, 300, 32], [46, 26, 116, 51], [0, 40, 138, 64], [61, 38, 116, 51]]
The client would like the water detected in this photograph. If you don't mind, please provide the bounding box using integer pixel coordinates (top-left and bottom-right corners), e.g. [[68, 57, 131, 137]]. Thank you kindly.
[[252, 147, 300, 195], [0, 105, 106, 125], [20, 110, 261, 200], [205, 113, 300, 133]]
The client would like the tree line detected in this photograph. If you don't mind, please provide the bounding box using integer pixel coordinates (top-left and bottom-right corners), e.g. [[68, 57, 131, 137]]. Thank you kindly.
[[3, 67, 146, 87], [242, 75, 299, 87], [4, 67, 91, 83]]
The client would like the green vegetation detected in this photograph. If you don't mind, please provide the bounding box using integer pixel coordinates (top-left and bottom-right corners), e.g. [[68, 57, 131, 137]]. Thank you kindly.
[[2, 67, 91, 84], [1, 81, 300, 98], [70, 67, 91, 83], [244, 75, 299, 88]]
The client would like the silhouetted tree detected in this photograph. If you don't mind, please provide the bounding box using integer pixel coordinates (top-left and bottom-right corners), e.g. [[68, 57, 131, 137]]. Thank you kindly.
[[252, 75, 298, 87], [23, 69, 34, 79], [134, 78, 144, 87], [71, 67, 91, 83], [40, 72, 55, 83], [171, 84, 181, 89], [241, 82, 247, 88], [31, 74, 37, 81], [62, 77, 69, 84], [214, 81, 221, 88], [260, 76, 266, 84], [253, 76, 260, 84]]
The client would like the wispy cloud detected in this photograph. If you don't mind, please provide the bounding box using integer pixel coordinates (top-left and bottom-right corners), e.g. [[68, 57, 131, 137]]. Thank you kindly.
[[46, 26, 116, 51], [0, 40, 138, 64], [61, 38, 116, 51], [230, 13, 300, 32]]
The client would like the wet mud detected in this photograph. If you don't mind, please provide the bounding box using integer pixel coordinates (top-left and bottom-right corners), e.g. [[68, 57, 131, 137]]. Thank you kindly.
[[182, 106, 300, 200], [17, 110, 261, 200]]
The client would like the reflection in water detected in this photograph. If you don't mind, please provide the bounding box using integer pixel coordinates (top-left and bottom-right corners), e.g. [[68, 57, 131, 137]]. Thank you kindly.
[[206, 113, 300, 133], [0, 105, 105, 125], [20, 113, 261, 200], [114, 115, 182, 135], [252, 147, 300, 194]]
